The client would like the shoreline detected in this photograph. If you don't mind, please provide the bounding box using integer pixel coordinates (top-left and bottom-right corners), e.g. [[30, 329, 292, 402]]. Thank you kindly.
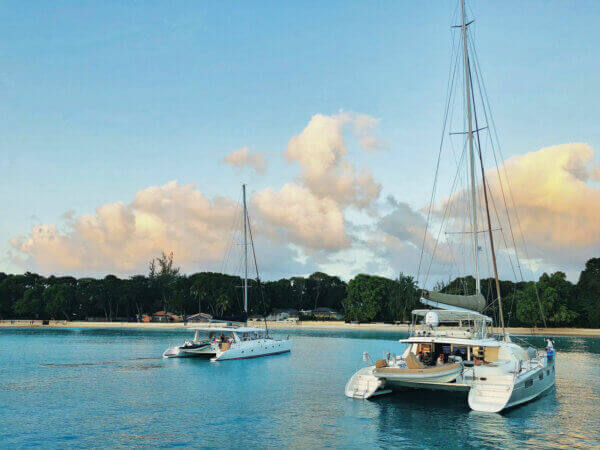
[[1, 319, 599, 337]]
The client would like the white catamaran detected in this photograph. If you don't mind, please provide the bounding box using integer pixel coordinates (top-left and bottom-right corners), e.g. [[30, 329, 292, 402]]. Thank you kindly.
[[345, 0, 555, 412], [163, 184, 291, 361]]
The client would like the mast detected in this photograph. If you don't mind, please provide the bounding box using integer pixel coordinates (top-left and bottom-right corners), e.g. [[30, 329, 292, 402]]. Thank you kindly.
[[243, 184, 248, 314], [464, 9, 507, 339], [460, 0, 480, 294]]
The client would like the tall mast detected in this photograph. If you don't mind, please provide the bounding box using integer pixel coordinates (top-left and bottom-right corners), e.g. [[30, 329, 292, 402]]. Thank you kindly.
[[242, 184, 248, 314], [467, 67, 508, 339], [460, 0, 480, 294]]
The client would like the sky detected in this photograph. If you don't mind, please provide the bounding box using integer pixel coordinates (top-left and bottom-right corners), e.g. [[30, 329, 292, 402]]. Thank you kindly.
[[2, 0, 600, 285]]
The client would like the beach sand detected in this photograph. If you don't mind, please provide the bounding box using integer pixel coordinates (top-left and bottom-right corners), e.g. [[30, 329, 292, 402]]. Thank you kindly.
[[1, 319, 599, 337]]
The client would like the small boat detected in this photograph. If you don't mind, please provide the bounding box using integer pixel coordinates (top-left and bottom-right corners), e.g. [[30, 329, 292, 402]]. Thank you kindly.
[[209, 326, 291, 361], [163, 325, 291, 360], [162, 184, 292, 361], [162, 329, 216, 358], [373, 353, 463, 384]]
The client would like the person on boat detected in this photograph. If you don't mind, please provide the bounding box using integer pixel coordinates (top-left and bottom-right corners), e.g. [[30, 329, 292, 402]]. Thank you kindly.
[[416, 351, 424, 362], [546, 338, 555, 362], [423, 352, 433, 366], [436, 354, 445, 366]]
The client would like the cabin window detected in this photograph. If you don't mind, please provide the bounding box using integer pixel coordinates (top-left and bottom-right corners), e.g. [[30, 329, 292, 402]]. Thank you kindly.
[[539, 373, 543, 380], [546, 370, 550, 376], [525, 379, 533, 388]]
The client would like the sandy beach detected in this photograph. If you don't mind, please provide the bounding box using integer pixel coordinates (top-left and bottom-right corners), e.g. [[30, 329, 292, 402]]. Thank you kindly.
[[1, 319, 599, 337]]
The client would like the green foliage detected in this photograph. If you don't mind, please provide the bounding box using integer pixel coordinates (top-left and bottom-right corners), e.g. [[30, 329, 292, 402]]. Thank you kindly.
[[343, 274, 390, 322], [575, 258, 600, 327], [45, 284, 77, 320], [1, 257, 600, 328], [13, 285, 45, 318], [387, 274, 419, 323]]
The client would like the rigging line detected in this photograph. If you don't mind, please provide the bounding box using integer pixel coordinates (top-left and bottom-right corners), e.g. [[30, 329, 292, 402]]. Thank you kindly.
[[469, 39, 523, 281], [423, 142, 467, 287], [475, 171, 494, 291], [469, 40, 547, 328], [245, 207, 270, 336], [220, 189, 242, 274], [423, 141, 468, 288], [230, 206, 245, 277], [416, 28, 461, 289], [468, 48, 506, 337], [485, 175, 519, 281], [469, 38, 524, 269]]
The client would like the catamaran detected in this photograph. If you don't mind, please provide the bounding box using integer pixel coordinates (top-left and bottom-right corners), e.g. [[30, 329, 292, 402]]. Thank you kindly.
[[345, 0, 555, 412], [163, 184, 291, 361]]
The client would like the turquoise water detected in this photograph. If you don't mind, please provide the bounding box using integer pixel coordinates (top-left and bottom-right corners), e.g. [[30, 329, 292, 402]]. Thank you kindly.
[[1, 328, 599, 448]]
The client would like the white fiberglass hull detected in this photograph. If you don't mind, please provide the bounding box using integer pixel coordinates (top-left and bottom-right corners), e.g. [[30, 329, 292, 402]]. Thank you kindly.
[[211, 338, 291, 361], [469, 360, 556, 413], [348, 359, 555, 413]]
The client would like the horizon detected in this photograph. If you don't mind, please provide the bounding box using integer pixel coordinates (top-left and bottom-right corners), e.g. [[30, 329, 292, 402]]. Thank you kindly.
[[2, 0, 600, 285]]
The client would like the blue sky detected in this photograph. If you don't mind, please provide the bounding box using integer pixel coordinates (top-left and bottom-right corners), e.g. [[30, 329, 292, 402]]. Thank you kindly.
[[2, 0, 600, 281]]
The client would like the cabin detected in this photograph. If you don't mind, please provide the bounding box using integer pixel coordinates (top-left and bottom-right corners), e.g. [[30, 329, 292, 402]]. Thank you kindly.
[[152, 311, 180, 322], [267, 309, 298, 321], [312, 307, 343, 320], [186, 312, 213, 323]]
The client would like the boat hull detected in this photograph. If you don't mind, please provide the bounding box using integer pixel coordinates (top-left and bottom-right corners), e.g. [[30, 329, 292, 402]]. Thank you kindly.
[[162, 343, 215, 358], [347, 358, 556, 412], [211, 338, 291, 361]]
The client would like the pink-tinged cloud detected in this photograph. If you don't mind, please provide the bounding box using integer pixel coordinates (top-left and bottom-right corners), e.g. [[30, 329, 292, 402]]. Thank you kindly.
[[490, 143, 600, 255], [252, 183, 350, 251], [222, 147, 267, 174], [10, 181, 239, 275], [285, 111, 382, 209]]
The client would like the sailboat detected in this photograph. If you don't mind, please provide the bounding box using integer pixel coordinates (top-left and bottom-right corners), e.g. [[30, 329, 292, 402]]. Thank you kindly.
[[163, 184, 291, 361], [345, 0, 555, 412]]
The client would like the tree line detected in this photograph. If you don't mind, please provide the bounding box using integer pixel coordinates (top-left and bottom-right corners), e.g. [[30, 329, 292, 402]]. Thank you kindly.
[[1, 253, 599, 328]]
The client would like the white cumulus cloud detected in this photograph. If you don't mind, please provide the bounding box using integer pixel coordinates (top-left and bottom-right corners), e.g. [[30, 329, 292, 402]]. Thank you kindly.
[[222, 147, 267, 174]]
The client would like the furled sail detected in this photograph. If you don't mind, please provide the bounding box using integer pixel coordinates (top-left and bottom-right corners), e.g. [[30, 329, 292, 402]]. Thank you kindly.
[[422, 291, 486, 313]]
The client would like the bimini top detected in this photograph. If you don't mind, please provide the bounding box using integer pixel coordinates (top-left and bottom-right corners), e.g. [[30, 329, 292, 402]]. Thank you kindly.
[[412, 309, 492, 323], [188, 326, 266, 333]]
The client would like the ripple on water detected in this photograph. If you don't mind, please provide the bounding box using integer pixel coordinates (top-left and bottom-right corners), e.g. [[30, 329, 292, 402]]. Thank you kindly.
[[0, 328, 598, 448]]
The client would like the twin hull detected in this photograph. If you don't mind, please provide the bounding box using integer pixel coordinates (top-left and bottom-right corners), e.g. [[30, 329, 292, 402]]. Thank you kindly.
[[370, 360, 555, 412]]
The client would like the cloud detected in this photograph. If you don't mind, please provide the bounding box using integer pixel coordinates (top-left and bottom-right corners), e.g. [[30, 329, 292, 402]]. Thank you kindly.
[[284, 111, 382, 209], [11, 182, 239, 275], [222, 147, 267, 174], [487, 143, 600, 266], [425, 143, 600, 279], [252, 183, 350, 251], [9, 111, 385, 277], [366, 196, 455, 283]]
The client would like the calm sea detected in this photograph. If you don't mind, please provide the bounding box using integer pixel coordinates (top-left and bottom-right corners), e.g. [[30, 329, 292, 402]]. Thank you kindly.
[[0, 327, 598, 448]]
